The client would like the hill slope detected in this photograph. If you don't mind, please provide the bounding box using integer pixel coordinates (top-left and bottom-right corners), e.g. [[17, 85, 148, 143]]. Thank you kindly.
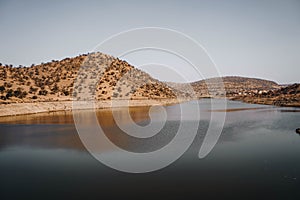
[[0, 52, 187, 104], [167, 76, 280, 98], [232, 83, 300, 107], [0, 52, 298, 109], [191, 76, 280, 97]]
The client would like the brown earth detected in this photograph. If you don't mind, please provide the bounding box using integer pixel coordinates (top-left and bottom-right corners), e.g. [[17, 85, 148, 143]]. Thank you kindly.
[[231, 83, 300, 107], [0, 52, 299, 117], [169, 76, 299, 107], [0, 52, 190, 105]]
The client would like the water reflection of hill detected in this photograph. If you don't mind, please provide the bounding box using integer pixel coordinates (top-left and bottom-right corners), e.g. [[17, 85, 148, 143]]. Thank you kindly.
[[0, 107, 154, 151]]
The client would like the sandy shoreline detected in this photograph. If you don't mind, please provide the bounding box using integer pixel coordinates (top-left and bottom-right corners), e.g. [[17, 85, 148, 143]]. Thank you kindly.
[[1, 97, 298, 118], [0, 99, 189, 117]]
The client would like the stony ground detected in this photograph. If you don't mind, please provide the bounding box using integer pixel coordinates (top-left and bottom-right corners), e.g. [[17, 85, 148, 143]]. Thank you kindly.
[[231, 83, 300, 107], [0, 52, 190, 104], [0, 52, 298, 109]]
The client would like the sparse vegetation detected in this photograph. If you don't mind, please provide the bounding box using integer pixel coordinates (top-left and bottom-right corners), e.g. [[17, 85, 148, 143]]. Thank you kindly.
[[0, 85, 5, 92], [38, 89, 48, 96], [0, 52, 188, 104]]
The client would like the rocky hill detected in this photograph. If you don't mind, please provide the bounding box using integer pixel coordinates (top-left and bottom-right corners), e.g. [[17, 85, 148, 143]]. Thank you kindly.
[[0, 52, 189, 104], [167, 76, 280, 98], [232, 83, 300, 107], [190, 76, 280, 97], [1, 52, 298, 108]]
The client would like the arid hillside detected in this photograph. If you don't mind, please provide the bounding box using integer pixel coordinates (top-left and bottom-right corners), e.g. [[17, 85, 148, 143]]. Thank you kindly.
[[232, 83, 300, 107], [1, 52, 298, 108], [167, 76, 280, 98], [0, 52, 189, 104], [191, 76, 280, 97]]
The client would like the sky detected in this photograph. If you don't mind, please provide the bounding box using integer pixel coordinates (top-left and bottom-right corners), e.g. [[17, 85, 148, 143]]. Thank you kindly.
[[0, 0, 300, 84]]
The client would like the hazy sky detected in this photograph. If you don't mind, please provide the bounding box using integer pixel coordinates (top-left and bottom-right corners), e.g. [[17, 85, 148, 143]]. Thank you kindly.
[[0, 0, 299, 84]]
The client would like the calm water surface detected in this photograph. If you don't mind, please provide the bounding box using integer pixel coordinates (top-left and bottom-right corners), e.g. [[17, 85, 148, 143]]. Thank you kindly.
[[0, 99, 300, 199]]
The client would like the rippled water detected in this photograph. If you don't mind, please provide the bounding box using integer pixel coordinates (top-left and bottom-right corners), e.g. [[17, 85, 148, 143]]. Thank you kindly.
[[0, 99, 300, 199]]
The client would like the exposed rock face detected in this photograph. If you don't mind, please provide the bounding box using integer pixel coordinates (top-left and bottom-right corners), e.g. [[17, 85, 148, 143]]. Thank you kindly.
[[0, 52, 186, 104]]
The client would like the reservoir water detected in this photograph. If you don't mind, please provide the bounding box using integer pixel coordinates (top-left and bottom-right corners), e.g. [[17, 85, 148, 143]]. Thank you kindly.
[[0, 99, 300, 199]]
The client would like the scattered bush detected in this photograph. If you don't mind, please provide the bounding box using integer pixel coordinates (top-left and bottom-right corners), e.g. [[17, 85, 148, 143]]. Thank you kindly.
[[6, 89, 13, 99], [38, 89, 48, 96], [4, 82, 12, 88], [0, 85, 5, 92], [13, 89, 22, 97], [51, 84, 59, 92], [29, 86, 38, 93], [19, 91, 27, 99], [62, 90, 69, 96]]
